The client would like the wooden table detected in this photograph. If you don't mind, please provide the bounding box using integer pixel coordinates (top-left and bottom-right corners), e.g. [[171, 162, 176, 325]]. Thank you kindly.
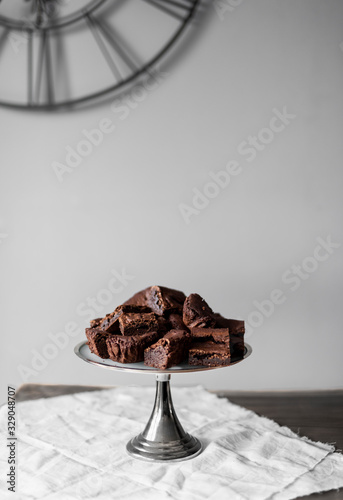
[[16, 384, 343, 500]]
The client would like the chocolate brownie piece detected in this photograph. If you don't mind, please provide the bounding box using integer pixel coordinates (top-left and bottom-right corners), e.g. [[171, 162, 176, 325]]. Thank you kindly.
[[230, 336, 245, 356], [123, 287, 151, 307], [189, 342, 231, 367], [147, 286, 186, 316], [183, 293, 216, 328], [168, 313, 188, 332], [118, 311, 159, 336], [90, 317, 102, 328], [99, 312, 120, 333], [213, 314, 245, 355], [213, 314, 245, 335], [100, 305, 151, 333], [144, 330, 190, 369], [189, 327, 231, 366], [190, 327, 230, 345], [156, 315, 168, 333], [106, 330, 160, 363], [85, 328, 110, 359]]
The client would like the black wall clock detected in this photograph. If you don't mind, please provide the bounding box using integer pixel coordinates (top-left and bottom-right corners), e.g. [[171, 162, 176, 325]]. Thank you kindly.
[[0, 0, 200, 110]]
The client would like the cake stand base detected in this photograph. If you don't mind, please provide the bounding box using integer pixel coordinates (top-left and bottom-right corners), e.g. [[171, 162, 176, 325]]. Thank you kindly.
[[75, 340, 252, 462], [126, 373, 202, 462]]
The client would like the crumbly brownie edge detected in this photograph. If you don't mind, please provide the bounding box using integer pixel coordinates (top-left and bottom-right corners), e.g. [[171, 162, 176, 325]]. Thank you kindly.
[[188, 350, 231, 367]]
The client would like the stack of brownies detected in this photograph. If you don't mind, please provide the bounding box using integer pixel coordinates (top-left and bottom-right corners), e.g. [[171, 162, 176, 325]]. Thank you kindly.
[[85, 286, 245, 370]]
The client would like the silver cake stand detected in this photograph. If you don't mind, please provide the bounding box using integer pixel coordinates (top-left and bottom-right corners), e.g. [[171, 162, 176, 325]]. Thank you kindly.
[[74, 341, 252, 463]]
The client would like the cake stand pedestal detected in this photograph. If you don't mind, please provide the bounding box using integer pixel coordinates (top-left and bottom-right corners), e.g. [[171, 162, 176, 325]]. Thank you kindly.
[[74, 341, 252, 462], [127, 373, 201, 461]]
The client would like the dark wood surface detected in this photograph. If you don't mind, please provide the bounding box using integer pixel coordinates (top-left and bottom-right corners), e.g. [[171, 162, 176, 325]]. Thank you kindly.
[[16, 384, 343, 500]]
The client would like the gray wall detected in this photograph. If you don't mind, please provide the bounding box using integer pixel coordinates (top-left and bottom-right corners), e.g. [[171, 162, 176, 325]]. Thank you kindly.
[[1, 0, 343, 396]]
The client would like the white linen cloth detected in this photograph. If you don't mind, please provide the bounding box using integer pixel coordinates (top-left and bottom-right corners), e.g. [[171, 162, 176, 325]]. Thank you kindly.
[[1, 386, 342, 500]]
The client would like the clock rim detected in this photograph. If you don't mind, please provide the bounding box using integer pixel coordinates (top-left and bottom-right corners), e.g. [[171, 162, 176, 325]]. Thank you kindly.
[[0, 0, 200, 111], [0, 0, 107, 32]]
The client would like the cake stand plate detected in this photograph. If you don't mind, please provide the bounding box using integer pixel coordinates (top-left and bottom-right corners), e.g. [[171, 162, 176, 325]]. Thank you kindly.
[[74, 341, 252, 462]]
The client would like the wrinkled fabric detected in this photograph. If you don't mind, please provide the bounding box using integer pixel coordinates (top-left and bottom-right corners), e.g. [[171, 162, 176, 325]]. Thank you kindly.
[[0, 386, 342, 499]]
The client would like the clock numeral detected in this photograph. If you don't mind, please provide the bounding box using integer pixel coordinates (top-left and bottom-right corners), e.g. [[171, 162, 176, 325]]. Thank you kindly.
[[86, 13, 122, 81], [0, 27, 9, 70], [157, 0, 195, 10], [0, 27, 9, 54], [27, 31, 33, 105], [94, 18, 139, 73], [36, 30, 54, 105], [86, 14, 140, 82], [142, 0, 194, 21], [54, 30, 71, 103]]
